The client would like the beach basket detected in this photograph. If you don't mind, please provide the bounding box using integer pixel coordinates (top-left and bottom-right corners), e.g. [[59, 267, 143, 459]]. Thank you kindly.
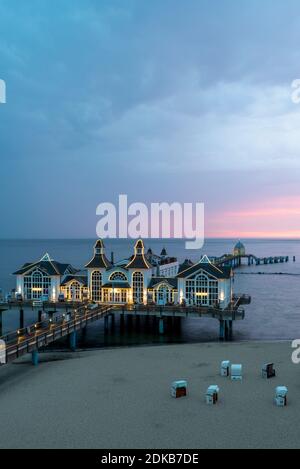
[[231, 364, 242, 381], [206, 385, 219, 405], [275, 386, 287, 406], [262, 363, 276, 379], [171, 380, 187, 398], [221, 360, 230, 377]]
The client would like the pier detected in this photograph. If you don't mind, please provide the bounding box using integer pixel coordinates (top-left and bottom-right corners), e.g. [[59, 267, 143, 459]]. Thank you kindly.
[[0, 297, 248, 366], [214, 254, 290, 269]]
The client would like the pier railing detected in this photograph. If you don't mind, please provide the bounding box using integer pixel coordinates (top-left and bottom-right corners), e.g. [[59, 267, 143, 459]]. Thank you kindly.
[[1, 305, 112, 365]]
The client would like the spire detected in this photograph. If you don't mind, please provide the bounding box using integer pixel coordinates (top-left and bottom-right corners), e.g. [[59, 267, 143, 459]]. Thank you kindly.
[[134, 239, 145, 255], [94, 239, 105, 255]]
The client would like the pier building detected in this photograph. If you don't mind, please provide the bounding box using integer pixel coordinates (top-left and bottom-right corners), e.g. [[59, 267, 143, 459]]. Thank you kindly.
[[13, 240, 233, 309]]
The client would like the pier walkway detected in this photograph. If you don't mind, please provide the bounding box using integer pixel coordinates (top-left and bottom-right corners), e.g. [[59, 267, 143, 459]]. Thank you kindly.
[[0, 298, 249, 367], [0, 305, 112, 366]]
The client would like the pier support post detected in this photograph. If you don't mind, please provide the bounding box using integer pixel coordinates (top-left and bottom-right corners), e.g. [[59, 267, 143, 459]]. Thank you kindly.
[[127, 314, 133, 330], [219, 320, 225, 341], [32, 350, 39, 366], [135, 314, 140, 329], [159, 317, 164, 335], [104, 315, 109, 334], [110, 313, 115, 331], [120, 314, 125, 332], [38, 310, 42, 323], [19, 308, 24, 330], [69, 330, 77, 351], [225, 320, 233, 341]]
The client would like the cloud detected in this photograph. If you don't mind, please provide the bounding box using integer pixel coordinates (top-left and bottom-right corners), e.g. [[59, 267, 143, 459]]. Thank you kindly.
[[1, 0, 300, 236]]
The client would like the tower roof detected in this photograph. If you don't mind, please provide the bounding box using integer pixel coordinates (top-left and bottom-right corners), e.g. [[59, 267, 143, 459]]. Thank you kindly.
[[85, 239, 112, 269], [234, 240, 245, 249], [125, 239, 152, 269]]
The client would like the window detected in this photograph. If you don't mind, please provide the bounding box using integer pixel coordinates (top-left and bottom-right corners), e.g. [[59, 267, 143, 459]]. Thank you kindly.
[[132, 272, 143, 304], [109, 272, 127, 281], [24, 269, 51, 300], [91, 271, 102, 302], [185, 273, 218, 306], [69, 281, 81, 301]]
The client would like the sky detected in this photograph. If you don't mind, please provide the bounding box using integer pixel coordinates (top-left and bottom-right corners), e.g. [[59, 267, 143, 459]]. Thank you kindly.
[[1, 0, 300, 239]]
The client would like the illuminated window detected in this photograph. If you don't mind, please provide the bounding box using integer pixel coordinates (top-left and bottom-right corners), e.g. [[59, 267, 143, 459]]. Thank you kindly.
[[109, 272, 127, 281], [24, 269, 51, 300], [69, 281, 81, 301], [91, 271, 102, 302], [185, 273, 218, 306], [132, 272, 143, 304]]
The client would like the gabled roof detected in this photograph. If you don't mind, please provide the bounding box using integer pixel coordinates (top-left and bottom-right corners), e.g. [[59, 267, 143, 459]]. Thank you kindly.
[[61, 275, 88, 287], [177, 262, 231, 279], [13, 254, 77, 276], [148, 277, 178, 289]]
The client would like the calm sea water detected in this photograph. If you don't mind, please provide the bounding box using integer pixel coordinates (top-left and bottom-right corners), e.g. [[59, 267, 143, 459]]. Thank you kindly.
[[0, 238, 299, 345]]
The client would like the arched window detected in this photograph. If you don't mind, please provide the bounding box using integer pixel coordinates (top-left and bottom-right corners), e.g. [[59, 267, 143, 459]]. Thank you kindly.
[[24, 269, 51, 300], [132, 272, 143, 304], [109, 272, 127, 281], [91, 271, 102, 302], [185, 272, 218, 306]]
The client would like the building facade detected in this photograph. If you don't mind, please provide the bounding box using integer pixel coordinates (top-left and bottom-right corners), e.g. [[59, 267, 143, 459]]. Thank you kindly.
[[13, 240, 233, 308]]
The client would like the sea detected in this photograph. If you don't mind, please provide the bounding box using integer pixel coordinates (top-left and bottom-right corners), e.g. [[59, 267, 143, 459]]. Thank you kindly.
[[0, 238, 299, 347]]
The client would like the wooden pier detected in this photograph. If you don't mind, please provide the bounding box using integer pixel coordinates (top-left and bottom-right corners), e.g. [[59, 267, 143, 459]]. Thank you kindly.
[[0, 297, 249, 366], [214, 254, 290, 269]]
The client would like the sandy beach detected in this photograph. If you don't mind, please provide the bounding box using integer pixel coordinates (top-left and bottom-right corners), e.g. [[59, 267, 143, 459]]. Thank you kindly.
[[0, 341, 299, 449]]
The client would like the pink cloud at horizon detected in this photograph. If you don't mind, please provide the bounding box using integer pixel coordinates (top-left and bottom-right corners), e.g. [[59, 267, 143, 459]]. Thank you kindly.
[[206, 196, 300, 238]]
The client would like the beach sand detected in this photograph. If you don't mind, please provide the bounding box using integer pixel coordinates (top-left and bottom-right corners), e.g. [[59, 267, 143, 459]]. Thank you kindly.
[[0, 341, 299, 449]]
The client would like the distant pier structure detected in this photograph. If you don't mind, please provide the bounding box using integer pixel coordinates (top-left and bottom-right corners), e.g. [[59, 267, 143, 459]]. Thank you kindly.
[[213, 241, 291, 269]]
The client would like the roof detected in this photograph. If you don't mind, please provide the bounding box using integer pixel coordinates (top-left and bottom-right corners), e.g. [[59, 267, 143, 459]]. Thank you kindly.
[[177, 262, 232, 279], [126, 256, 152, 269], [102, 282, 131, 289], [13, 255, 77, 276], [85, 254, 111, 269], [125, 239, 152, 269], [85, 239, 112, 269], [234, 240, 245, 249], [148, 277, 178, 289], [61, 275, 88, 287], [161, 248, 167, 256], [177, 259, 194, 274]]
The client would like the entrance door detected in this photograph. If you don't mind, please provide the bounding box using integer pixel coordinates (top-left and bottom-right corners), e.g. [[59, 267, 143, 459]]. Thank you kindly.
[[194, 275, 209, 306], [114, 291, 121, 303]]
